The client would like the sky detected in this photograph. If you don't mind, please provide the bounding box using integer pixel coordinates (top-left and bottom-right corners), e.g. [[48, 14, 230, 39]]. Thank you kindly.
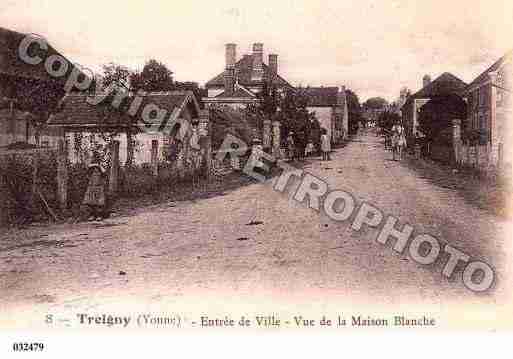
[[1, 0, 512, 103]]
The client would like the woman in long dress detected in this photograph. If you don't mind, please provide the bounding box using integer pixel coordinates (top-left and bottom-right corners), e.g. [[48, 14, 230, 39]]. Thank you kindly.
[[320, 128, 331, 161], [83, 163, 107, 221]]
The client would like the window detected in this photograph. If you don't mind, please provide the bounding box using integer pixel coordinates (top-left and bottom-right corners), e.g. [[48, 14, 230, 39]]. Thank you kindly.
[[479, 113, 485, 130]]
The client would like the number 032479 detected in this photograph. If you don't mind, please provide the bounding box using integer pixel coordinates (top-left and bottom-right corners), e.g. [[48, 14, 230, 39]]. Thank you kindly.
[[12, 343, 45, 352]]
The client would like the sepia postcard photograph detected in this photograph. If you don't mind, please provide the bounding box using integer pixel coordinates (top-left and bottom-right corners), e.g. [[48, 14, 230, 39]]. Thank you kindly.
[[0, 0, 512, 356]]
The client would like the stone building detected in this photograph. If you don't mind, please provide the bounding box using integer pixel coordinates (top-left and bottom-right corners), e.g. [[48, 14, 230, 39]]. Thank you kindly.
[[47, 91, 204, 166], [303, 86, 348, 143], [0, 27, 81, 149], [462, 51, 512, 169], [401, 72, 467, 145], [203, 43, 294, 108]]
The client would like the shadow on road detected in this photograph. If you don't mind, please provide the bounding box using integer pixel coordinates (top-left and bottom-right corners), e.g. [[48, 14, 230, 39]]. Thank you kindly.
[[112, 157, 314, 218], [403, 155, 511, 218]]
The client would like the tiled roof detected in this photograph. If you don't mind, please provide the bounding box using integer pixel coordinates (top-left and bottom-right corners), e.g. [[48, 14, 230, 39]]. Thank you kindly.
[[465, 50, 512, 90], [303, 87, 339, 107], [205, 54, 292, 88], [404, 72, 467, 106], [48, 91, 195, 129], [0, 26, 84, 84], [214, 85, 256, 99]]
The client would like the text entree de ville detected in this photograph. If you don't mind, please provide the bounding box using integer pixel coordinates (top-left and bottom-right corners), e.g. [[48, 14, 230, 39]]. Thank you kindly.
[[76, 314, 435, 327]]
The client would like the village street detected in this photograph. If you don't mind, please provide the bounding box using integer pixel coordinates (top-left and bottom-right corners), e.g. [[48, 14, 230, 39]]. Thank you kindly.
[[1, 130, 511, 329]]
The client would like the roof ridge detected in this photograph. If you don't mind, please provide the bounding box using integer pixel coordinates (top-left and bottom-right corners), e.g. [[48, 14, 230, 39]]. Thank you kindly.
[[465, 51, 512, 90]]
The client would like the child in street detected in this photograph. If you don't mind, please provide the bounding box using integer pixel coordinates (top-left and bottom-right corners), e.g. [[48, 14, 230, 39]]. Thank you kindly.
[[83, 161, 107, 221], [305, 141, 314, 157]]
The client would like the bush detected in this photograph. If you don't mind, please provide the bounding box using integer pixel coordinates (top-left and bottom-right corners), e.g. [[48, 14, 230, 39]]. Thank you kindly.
[[432, 127, 454, 146], [67, 162, 89, 211], [0, 150, 58, 224], [210, 107, 255, 152], [120, 165, 156, 197]]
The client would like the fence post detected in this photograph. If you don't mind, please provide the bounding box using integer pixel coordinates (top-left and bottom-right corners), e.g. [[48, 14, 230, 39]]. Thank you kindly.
[[109, 140, 120, 195], [476, 144, 480, 171], [263, 119, 272, 152], [498, 143, 503, 171], [57, 139, 68, 212], [199, 110, 212, 181], [31, 152, 39, 201], [452, 119, 461, 165], [151, 140, 159, 177]]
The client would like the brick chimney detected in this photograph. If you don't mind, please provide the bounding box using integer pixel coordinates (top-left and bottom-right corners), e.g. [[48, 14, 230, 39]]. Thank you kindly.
[[423, 74, 431, 88], [252, 43, 264, 81], [338, 85, 346, 105], [268, 54, 278, 83], [224, 43, 236, 94]]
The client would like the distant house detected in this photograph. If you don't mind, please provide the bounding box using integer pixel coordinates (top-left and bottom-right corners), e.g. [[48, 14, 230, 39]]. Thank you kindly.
[[463, 51, 512, 168], [204, 43, 294, 109], [0, 26, 84, 149], [303, 86, 348, 143], [386, 87, 411, 116], [47, 91, 202, 165], [402, 72, 467, 144]]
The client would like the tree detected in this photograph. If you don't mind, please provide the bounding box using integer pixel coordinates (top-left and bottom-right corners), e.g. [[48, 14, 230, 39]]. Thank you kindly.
[[377, 110, 401, 132], [362, 97, 388, 110], [417, 94, 467, 143], [97, 63, 139, 167], [101, 63, 132, 90], [130, 59, 174, 92], [346, 89, 363, 135], [278, 86, 312, 143]]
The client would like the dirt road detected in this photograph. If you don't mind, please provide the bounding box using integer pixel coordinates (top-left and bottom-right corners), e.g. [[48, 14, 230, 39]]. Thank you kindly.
[[1, 130, 511, 329]]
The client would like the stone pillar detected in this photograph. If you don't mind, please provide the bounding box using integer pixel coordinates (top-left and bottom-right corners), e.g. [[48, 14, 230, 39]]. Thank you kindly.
[[199, 110, 212, 179], [151, 140, 159, 177], [56, 139, 68, 211], [272, 121, 281, 159], [109, 140, 120, 195], [452, 119, 462, 164], [0, 162, 7, 227], [467, 145, 472, 168], [263, 119, 271, 151]]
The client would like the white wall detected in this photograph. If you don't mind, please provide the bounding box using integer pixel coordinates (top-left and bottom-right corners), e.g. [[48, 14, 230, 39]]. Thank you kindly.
[[67, 131, 167, 165], [413, 99, 429, 134], [308, 106, 333, 140], [208, 88, 224, 98]]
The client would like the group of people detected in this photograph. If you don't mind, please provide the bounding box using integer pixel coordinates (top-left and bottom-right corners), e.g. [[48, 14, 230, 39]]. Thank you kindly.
[[285, 128, 331, 162], [382, 120, 407, 161]]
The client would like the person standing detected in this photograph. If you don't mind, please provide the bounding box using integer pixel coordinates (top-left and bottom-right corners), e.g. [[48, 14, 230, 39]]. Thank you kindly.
[[391, 120, 406, 161], [286, 132, 296, 161], [83, 162, 107, 221], [305, 141, 314, 157], [320, 129, 331, 161]]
